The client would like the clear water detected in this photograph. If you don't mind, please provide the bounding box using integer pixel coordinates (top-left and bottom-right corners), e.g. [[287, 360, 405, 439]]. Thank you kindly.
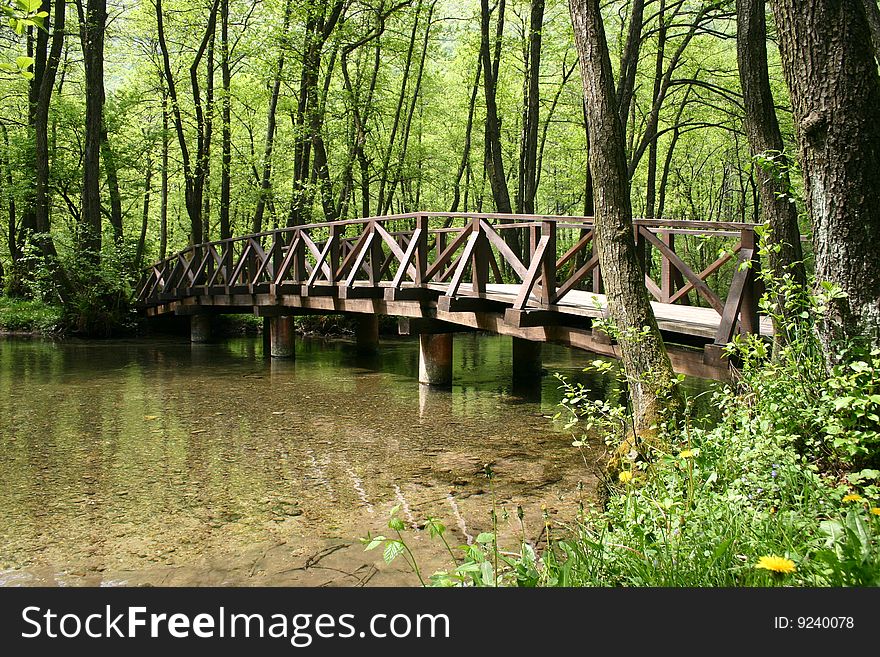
[[0, 333, 715, 586]]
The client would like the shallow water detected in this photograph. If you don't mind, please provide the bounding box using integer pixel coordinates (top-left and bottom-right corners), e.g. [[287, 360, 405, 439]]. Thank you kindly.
[[0, 332, 714, 586]]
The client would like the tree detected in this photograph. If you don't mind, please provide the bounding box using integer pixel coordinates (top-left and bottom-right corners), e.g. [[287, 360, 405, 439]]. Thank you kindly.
[[736, 0, 805, 335], [77, 0, 106, 260], [770, 0, 880, 360], [569, 0, 680, 441]]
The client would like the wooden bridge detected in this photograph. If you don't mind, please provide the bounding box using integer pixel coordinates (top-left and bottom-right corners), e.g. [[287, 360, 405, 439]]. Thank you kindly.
[[136, 212, 767, 381]]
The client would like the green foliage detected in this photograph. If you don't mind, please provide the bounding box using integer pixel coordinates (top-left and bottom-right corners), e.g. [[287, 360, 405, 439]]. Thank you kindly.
[[371, 266, 880, 587], [0, 295, 61, 332]]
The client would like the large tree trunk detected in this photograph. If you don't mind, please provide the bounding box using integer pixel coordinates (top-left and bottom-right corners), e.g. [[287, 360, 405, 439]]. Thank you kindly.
[[517, 0, 543, 215], [570, 0, 680, 441], [480, 0, 512, 214], [736, 0, 806, 339], [771, 0, 880, 360], [79, 0, 105, 260]]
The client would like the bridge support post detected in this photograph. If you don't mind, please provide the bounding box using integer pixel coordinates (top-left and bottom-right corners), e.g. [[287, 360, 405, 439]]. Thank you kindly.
[[190, 314, 212, 343], [419, 333, 453, 387], [262, 317, 271, 357], [355, 315, 380, 353], [269, 316, 296, 359], [512, 337, 542, 381]]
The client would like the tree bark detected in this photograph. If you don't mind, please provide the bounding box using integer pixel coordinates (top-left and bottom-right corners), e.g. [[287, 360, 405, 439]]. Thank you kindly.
[[480, 0, 512, 214], [78, 0, 106, 260], [219, 0, 231, 240], [517, 0, 543, 215], [135, 148, 152, 269], [771, 0, 880, 359], [570, 0, 679, 440], [736, 0, 806, 335]]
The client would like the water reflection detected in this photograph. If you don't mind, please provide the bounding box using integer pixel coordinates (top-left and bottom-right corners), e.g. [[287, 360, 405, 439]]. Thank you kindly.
[[0, 333, 716, 586]]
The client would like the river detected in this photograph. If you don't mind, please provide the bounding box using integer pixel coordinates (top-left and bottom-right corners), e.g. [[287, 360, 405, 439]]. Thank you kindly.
[[0, 333, 712, 586]]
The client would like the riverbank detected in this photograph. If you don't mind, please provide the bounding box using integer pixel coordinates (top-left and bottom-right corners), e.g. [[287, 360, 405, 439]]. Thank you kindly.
[[0, 295, 399, 340]]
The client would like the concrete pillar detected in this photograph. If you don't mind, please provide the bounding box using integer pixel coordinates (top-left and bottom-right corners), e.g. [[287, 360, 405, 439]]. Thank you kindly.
[[512, 337, 542, 381], [269, 316, 296, 359], [190, 314, 212, 343], [355, 314, 380, 353], [418, 333, 453, 387]]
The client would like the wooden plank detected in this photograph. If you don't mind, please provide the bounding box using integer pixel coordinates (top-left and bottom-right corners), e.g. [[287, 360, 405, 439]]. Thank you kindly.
[[514, 235, 551, 310], [479, 219, 527, 279], [306, 235, 339, 288], [446, 231, 480, 297], [713, 248, 754, 345], [668, 243, 739, 304], [553, 254, 599, 302], [556, 229, 593, 270], [639, 226, 725, 314], [425, 224, 473, 281], [391, 228, 424, 289]]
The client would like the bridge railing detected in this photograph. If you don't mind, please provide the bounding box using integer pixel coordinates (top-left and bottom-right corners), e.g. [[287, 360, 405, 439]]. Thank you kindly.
[[137, 212, 761, 347]]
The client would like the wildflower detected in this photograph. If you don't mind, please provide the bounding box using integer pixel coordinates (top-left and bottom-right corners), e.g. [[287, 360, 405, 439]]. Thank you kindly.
[[755, 555, 796, 575], [678, 449, 694, 458], [842, 494, 864, 503], [870, 507, 880, 516], [618, 471, 633, 484]]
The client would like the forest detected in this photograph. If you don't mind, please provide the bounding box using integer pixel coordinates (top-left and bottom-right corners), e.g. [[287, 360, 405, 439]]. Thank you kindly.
[[0, 0, 811, 329], [1, 0, 880, 588]]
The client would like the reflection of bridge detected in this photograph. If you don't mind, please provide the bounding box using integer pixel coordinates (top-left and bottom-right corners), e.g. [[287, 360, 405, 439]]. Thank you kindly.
[[137, 212, 769, 382]]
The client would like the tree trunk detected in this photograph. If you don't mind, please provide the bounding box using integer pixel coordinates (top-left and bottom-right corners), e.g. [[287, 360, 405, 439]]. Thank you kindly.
[[101, 128, 123, 244], [382, 1, 435, 216], [79, 0, 106, 260], [159, 81, 169, 261], [480, 0, 512, 214], [253, 0, 292, 234], [219, 0, 231, 240], [135, 148, 152, 269], [771, 0, 880, 359], [736, 0, 806, 339], [450, 55, 482, 212], [570, 0, 680, 441], [517, 0, 543, 215]]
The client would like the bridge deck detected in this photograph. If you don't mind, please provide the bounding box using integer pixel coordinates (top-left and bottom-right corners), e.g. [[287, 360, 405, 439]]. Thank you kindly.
[[424, 283, 773, 339]]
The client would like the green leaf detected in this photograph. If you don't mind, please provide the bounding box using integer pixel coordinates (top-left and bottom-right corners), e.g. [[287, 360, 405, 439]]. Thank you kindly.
[[362, 534, 387, 551], [15, 56, 33, 70], [476, 532, 495, 545], [383, 540, 404, 564], [480, 561, 494, 586]]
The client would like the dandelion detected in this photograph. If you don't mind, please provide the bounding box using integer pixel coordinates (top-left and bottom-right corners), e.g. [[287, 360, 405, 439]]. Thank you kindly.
[[618, 470, 633, 484], [678, 449, 694, 459], [842, 493, 864, 503], [755, 555, 796, 575], [870, 507, 880, 516]]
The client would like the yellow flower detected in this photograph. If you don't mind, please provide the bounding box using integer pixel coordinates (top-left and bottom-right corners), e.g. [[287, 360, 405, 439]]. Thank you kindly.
[[842, 494, 864, 503], [755, 555, 796, 574], [618, 471, 633, 484], [870, 507, 880, 516], [678, 449, 694, 459]]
